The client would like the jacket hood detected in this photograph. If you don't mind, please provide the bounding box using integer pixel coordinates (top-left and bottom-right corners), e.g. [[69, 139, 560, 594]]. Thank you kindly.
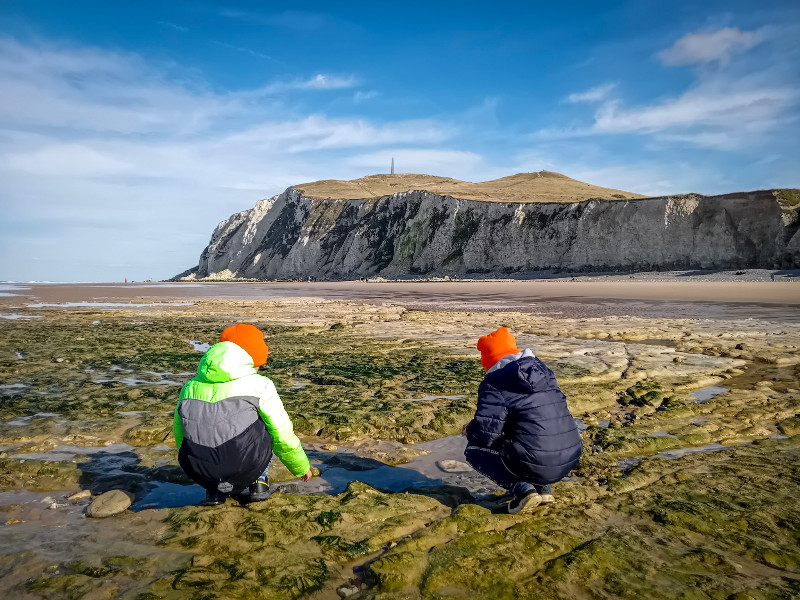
[[485, 354, 550, 394], [195, 341, 257, 383]]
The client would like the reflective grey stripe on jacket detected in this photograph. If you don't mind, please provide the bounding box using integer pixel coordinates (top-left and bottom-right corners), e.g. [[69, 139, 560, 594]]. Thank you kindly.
[[178, 395, 261, 449]]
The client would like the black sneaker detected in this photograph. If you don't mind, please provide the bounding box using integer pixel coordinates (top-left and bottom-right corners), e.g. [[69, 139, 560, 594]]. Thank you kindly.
[[508, 490, 542, 514], [249, 479, 271, 502], [200, 488, 228, 506]]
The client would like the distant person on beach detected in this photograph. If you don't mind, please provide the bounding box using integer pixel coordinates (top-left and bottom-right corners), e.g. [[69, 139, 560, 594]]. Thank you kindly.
[[463, 327, 582, 513], [173, 323, 312, 506]]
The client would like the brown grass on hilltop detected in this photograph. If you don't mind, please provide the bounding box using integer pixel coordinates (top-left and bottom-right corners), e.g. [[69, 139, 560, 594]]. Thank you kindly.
[[294, 171, 649, 203]]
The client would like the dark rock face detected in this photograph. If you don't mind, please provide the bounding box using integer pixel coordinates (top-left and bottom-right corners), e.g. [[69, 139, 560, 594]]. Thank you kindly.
[[183, 188, 800, 280]]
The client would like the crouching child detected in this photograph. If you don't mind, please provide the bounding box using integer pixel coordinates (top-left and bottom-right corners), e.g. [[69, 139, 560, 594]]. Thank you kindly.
[[174, 323, 312, 505], [464, 327, 582, 513]]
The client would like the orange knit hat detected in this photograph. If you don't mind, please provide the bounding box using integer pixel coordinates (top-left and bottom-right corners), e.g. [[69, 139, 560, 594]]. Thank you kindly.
[[477, 327, 520, 371], [220, 323, 269, 367]]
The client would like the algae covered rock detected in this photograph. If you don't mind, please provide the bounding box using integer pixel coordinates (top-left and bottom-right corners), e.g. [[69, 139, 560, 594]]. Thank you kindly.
[[86, 489, 132, 518], [158, 482, 449, 598], [367, 439, 800, 599]]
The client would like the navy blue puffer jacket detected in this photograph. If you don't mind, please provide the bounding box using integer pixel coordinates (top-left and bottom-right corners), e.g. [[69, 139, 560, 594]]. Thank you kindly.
[[465, 354, 582, 485]]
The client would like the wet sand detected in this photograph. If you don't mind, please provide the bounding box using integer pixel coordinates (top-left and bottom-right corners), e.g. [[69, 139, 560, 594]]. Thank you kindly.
[[3, 279, 799, 323]]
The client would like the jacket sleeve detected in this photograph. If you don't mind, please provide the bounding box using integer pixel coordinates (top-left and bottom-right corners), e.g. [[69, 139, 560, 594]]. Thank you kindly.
[[173, 399, 184, 449], [465, 381, 508, 449], [257, 377, 310, 477]]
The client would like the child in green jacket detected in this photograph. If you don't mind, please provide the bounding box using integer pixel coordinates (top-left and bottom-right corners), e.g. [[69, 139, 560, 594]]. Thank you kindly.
[[174, 323, 311, 505]]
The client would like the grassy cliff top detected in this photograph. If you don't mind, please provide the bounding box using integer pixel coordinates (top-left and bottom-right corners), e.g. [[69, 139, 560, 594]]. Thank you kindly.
[[293, 171, 649, 203]]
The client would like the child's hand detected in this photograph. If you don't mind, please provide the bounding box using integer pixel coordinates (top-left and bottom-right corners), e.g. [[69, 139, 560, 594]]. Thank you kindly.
[[300, 470, 313, 482], [462, 423, 468, 436]]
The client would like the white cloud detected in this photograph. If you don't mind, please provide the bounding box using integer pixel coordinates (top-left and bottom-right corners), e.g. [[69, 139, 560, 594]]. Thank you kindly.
[[246, 73, 358, 97], [0, 37, 230, 135], [566, 83, 616, 104], [224, 116, 452, 152], [539, 24, 800, 150], [354, 90, 380, 103], [0, 37, 357, 137], [6, 143, 134, 177], [301, 73, 356, 90], [156, 21, 188, 33], [590, 84, 797, 147], [658, 28, 763, 66], [213, 41, 280, 62]]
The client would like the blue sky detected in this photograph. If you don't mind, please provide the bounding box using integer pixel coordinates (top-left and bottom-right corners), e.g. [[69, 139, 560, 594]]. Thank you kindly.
[[1, 0, 798, 281]]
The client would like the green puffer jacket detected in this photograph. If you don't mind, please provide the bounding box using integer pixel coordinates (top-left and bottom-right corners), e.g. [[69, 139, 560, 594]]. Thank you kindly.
[[173, 341, 310, 477]]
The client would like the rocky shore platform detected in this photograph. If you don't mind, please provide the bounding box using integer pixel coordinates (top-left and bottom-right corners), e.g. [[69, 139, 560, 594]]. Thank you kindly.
[[0, 282, 798, 599]]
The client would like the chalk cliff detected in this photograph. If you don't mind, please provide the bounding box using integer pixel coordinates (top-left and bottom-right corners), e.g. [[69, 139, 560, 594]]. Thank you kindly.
[[179, 172, 800, 280]]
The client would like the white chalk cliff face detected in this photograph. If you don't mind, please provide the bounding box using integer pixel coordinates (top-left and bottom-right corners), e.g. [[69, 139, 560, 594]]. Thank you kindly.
[[182, 174, 800, 280]]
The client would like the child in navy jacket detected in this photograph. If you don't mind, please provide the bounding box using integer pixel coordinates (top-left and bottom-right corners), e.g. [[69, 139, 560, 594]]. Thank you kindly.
[[464, 327, 582, 513]]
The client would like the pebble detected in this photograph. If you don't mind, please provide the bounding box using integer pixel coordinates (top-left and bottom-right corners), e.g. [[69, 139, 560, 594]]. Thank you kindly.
[[87, 489, 132, 518], [337, 584, 360, 598], [436, 459, 472, 473], [68, 490, 92, 503]]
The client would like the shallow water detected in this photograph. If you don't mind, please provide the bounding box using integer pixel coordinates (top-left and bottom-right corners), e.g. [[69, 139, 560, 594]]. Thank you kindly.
[[0, 284, 30, 297], [132, 481, 205, 510], [689, 386, 730, 403], [618, 441, 735, 473], [0, 383, 28, 395], [279, 436, 499, 498], [634, 430, 677, 439], [655, 442, 732, 459], [189, 340, 211, 352], [10, 443, 134, 462], [0, 488, 191, 593], [398, 394, 465, 402], [0, 313, 42, 320], [28, 302, 193, 308], [123, 436, 500, 509], [93, 376, 183, 386]]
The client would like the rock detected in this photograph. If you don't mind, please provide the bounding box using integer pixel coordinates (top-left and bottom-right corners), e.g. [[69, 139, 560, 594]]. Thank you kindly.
[[68, 490, 92, 503], [54, 358, 65, 363], [123, 425, 171, 446], [436, 459, 472, 473], [126, 389, 143, 400], [321, 444, 338, 451], [86, 490, 132, 518], [337, 584, 360, 598]]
